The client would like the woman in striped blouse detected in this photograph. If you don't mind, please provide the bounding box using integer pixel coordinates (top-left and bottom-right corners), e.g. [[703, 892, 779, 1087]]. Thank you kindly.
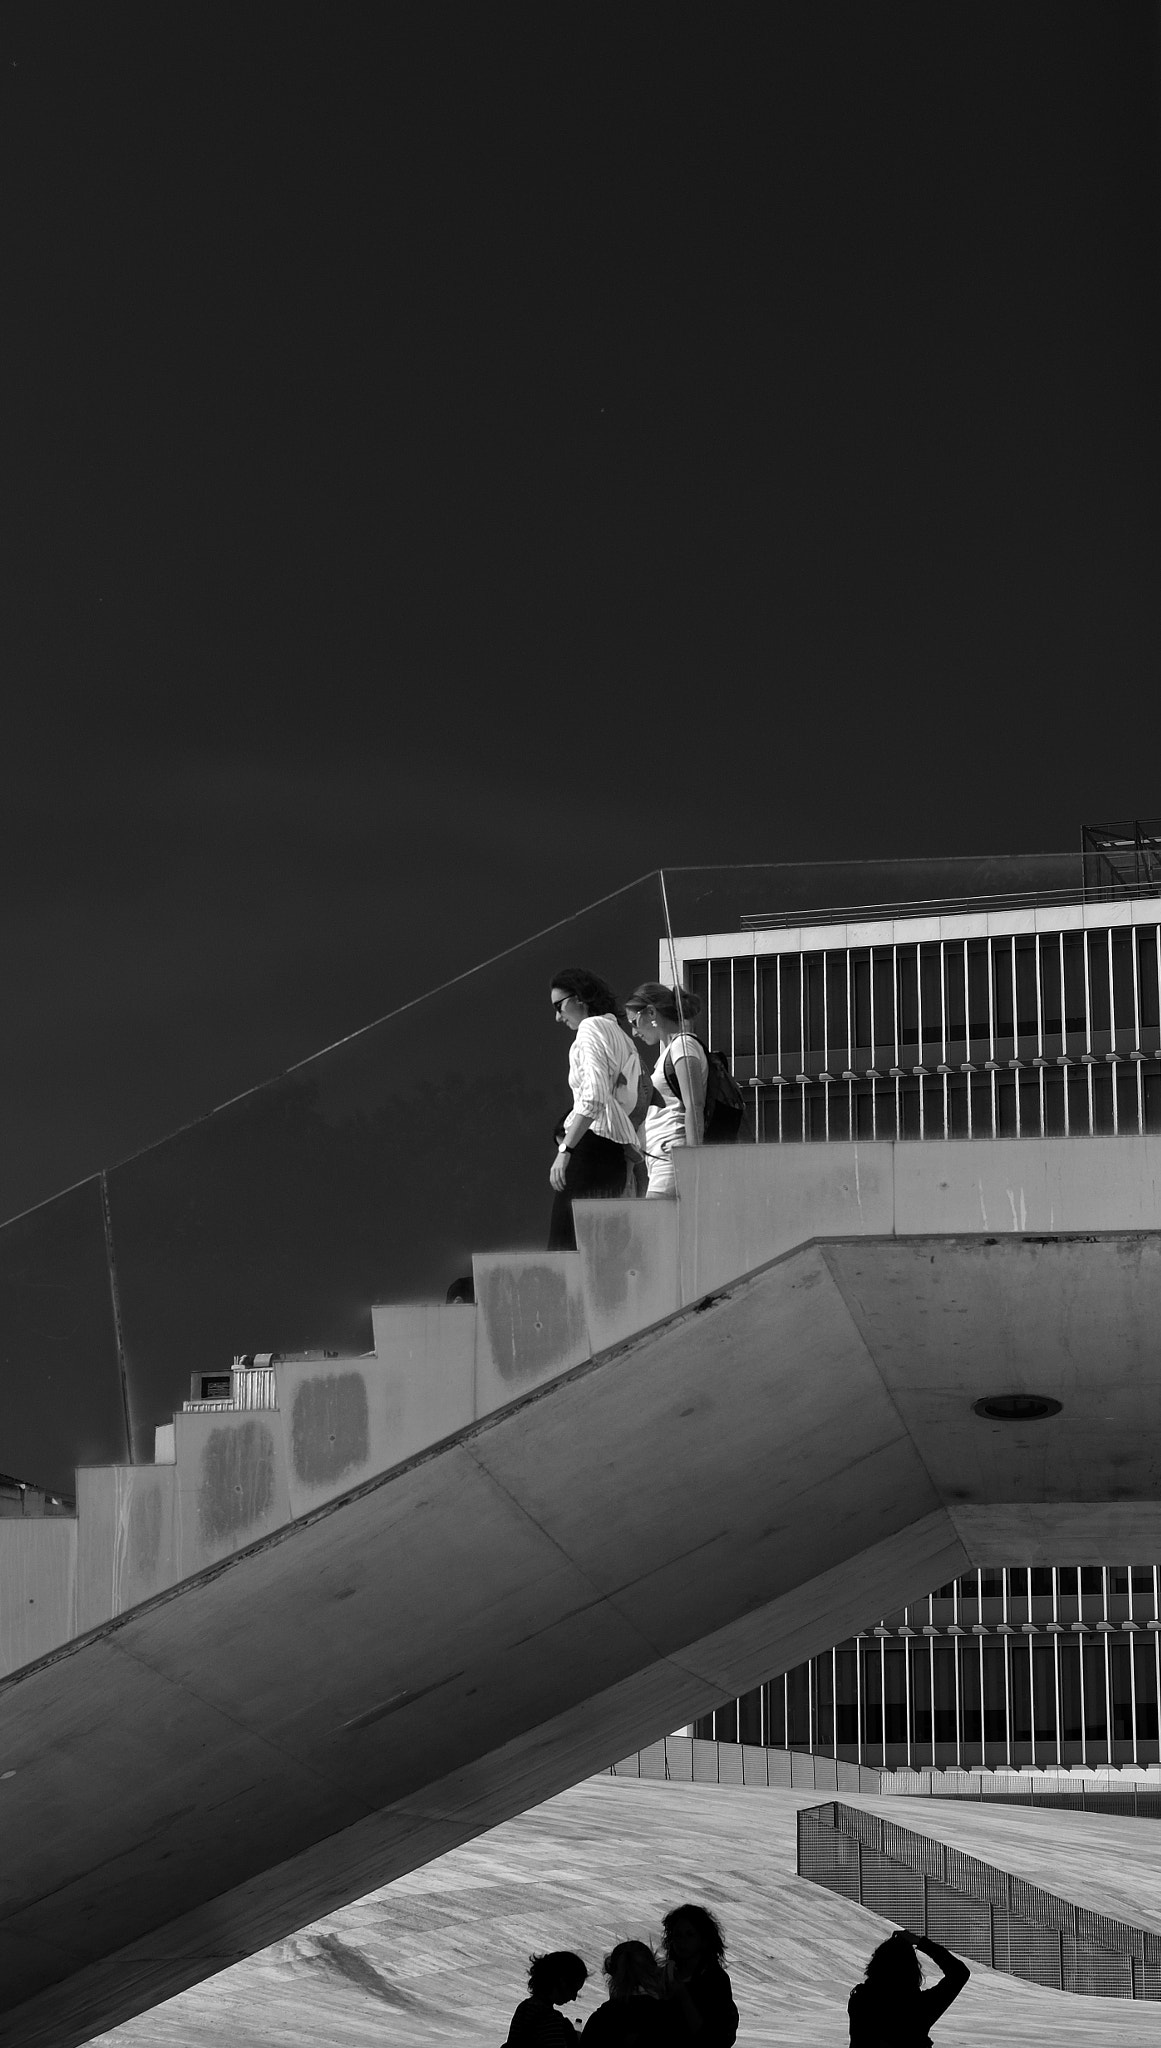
[[548, 967, 641, 1251]]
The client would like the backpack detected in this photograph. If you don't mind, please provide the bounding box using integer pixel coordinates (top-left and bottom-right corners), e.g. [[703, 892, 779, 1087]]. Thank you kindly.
[[662, 1042, 745, 1144]]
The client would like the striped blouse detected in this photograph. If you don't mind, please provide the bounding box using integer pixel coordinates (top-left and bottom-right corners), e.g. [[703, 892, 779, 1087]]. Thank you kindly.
[[567, 1015, 640, 1146]]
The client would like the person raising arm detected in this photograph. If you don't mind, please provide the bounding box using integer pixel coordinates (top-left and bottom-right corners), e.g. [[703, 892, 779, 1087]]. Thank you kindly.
[[848, 1929, 969, 2047]]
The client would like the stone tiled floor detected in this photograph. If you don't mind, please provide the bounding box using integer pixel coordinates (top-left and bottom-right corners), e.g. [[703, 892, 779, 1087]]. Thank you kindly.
[[95, 1777, 1161, 2046]]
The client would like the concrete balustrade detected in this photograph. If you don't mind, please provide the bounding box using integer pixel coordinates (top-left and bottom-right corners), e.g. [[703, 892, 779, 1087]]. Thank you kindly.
[[473, 1250, 591, 1403], [0, 1517, 76, 1674], [5, 1132, 1161, 2047], [675, 1131, 1161, 1301], [573, 1197, 680, 1352], [6, 1132, 1161, 1680]]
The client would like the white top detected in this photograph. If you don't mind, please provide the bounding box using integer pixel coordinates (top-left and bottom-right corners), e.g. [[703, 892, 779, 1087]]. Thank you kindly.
[[645, 1032, 708, 1155], [567, 1015, 641, 1146]]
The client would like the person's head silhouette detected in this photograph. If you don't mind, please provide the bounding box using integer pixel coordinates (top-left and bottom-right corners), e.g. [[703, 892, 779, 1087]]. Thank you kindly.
[[662, 1904, 726, 1979], [863, 1930, 922, 1996], [527, 1951, 588, 2005], [604, 1940, 663, 2000], [850, 1927, 970, 2045]]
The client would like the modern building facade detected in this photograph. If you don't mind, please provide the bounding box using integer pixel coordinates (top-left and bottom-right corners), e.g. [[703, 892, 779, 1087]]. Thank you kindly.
[[695, 1565, 1161, 1770], [672, 860, 1161, 1771], [670, 888, 1161, 1149]]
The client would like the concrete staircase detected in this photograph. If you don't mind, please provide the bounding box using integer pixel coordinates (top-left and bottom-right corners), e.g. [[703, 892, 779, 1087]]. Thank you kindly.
[[6, 1129, 1161, 1683], [6, 1134, 1161, 2047], [0, 1194, 683, 1678]]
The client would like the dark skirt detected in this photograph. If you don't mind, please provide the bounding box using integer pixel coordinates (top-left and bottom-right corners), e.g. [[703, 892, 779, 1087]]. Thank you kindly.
[[547, 1130, 627, 1251]]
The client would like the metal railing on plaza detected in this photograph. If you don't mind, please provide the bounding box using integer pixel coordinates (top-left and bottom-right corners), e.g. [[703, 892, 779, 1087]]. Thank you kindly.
[[798, 1799, 1161, 1999]]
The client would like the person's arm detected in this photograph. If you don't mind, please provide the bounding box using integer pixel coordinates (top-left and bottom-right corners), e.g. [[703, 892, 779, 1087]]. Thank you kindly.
[[550, 1106, 593, 1190], [913, 1935, 969, 2024], [550, 1025, 601, 1189], [670, 1043, 707, 1148]]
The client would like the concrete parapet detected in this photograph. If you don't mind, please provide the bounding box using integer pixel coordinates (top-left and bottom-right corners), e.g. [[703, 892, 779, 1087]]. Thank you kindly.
[[473, 1250, 590, 1407], [9, 1131, 1161, 1690], [676, 1133, 1161, 1303], [892, 1131, 1161, 1238], [173, 1408, 292, 1571], [573, 1198, 679, 1352], [75, 1464, 178, 1632], [0, 1517, 76, 1673], [368, 1303, 476, 1465], [675, 1142, 895, 1301]]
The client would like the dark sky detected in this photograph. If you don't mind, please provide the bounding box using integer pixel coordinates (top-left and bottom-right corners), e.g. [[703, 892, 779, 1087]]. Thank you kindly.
[[2, 4, 1160, 1220]]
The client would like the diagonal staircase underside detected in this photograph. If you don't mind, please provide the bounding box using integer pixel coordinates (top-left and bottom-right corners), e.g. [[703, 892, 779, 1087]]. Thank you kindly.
[[3, 1138, 1161, 2044]]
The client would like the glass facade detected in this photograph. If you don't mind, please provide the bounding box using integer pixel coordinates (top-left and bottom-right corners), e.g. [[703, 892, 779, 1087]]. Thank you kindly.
[[696, 1566, 1161, 1769]]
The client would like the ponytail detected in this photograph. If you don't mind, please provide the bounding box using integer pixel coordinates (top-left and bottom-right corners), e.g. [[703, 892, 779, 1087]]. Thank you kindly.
[[627, 980, 702, 1026]]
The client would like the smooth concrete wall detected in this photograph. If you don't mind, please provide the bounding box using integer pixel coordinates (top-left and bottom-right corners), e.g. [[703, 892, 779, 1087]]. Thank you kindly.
[[77, 1423, 298, 1639], [675, 1133, 1161, 1302], [473, 1250, 591, 1406], [8, 1131, 1161, 1681], [675, 1142, 895, 1301], [893, 1131, 1161, 1237], [172, 1407, 293, 1574], [276, 1330, 470, 1520], [573, 1198, 680, 1353], [951, 1500, 1161, 1564], [0, 1518, 76, 1673], [75, 1465, 178, 1634], [368, 1303, 476, 1465]]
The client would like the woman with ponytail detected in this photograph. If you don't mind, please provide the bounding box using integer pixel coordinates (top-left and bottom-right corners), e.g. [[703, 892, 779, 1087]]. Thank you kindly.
[[625, 981, 707, 1199]]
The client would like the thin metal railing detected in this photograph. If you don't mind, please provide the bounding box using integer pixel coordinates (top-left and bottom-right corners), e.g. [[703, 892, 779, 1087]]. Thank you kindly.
[[681, 915, 1161, 1146]]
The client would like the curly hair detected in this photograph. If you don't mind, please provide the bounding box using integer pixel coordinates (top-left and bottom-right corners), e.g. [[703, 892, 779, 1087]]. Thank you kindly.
[[550, 967, 623, 1019], [527, 1951, 588, 2000], [662, 1904, 726, 1962]]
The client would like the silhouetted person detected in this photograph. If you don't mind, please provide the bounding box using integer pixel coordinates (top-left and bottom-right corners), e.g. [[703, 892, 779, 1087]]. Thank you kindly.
[[661, 1906, 737, 2048], [583, 1940, 669, 2048], [507, 1950, 588, 2047], [848, 1930, 969, 2046]]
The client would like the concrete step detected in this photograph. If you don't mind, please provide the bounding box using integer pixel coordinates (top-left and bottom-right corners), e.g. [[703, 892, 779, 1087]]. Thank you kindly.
[[10, 1132, 1161, 1681]]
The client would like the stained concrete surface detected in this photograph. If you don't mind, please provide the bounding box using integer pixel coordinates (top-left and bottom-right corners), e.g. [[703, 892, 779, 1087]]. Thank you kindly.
[[9, 1232, 1161, 2043], [92, 1776, 1161, 2048], [9, 1136, 1161, 2041]]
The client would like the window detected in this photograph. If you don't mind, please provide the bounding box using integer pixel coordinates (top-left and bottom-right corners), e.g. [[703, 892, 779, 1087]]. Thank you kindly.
[[1083, 1640, 1108, 1754], [834, 1646, 859, 1749], [1009, 1645, 1032, 1745]]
